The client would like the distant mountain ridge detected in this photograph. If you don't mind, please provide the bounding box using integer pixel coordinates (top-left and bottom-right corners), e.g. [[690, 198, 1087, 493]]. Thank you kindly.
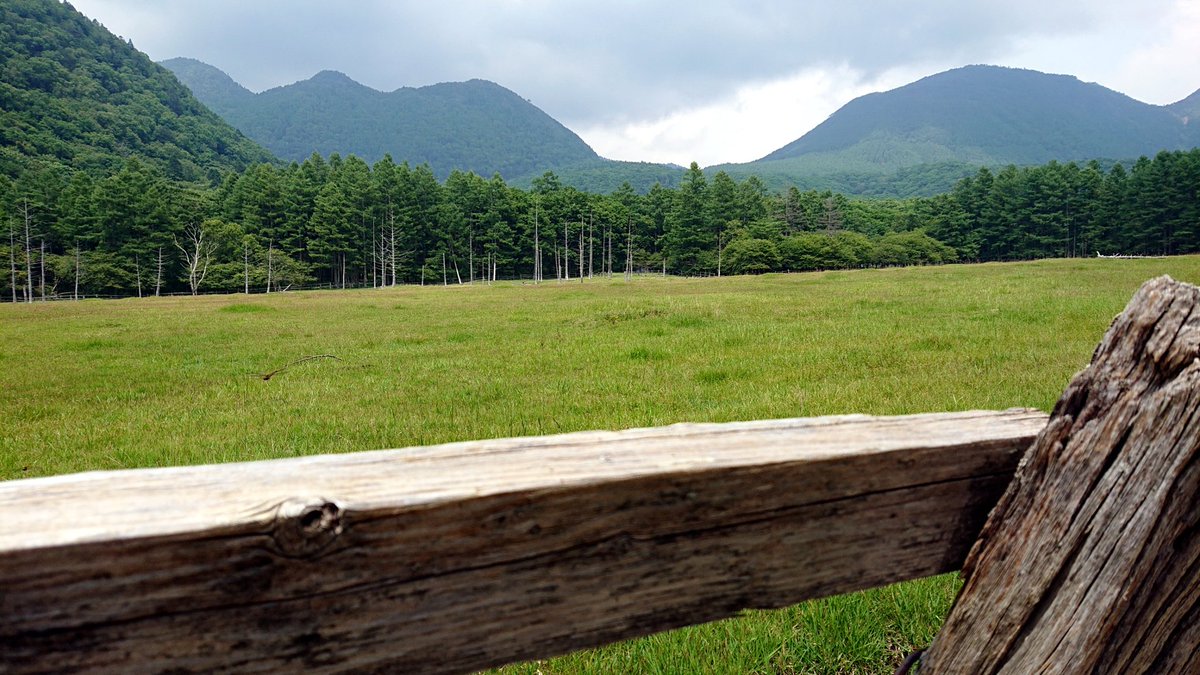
[[162, 58, 605, 181], [713, 65, 1200, 195]]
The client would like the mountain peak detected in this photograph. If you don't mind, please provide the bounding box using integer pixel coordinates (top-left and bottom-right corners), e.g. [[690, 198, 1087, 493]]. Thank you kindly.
[[755, 64, 1196, 167], [309, 70, 359, 85], [165, 61, 600, 179]]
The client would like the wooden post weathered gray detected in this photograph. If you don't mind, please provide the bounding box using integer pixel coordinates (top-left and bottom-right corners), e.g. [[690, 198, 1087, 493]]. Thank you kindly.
[[0, 410, 1045, 674], [924, 276, 1200, 673]]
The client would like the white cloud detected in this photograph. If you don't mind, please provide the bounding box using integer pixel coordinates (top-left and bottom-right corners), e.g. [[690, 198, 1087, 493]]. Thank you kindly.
[[1106, 0, 1200, 104], [578, 64, 939, 167], [66, 0, 1200, 165]]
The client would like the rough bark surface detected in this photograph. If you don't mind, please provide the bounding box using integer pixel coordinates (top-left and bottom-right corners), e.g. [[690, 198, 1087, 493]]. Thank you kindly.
[[924, 275, 1200, 674], [0, 411, 1045, 674]]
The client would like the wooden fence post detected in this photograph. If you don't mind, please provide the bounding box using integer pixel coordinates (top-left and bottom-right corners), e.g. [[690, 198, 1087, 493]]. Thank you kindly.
[[923, 275, 1200, 673]]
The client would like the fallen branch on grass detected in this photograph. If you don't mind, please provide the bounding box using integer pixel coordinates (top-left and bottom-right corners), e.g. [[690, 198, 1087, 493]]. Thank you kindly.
[[261, 354, 342, 381]]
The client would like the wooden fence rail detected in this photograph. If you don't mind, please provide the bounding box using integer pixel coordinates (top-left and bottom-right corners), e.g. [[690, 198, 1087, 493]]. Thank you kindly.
[[1, 410, 1045, 673], [3, 275, 1199, 674]]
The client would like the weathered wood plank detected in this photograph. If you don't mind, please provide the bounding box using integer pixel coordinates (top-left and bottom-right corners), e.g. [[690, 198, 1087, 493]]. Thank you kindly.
[[924, 276, 1200, 674], [0, 410, 1045, 674]]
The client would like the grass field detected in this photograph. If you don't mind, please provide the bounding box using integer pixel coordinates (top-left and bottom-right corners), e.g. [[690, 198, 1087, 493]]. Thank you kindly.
[[4, 257, 1200, 673]]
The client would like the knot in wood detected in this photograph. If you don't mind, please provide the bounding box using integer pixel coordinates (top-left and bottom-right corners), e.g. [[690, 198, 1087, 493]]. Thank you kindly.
[[272, 498, 344, 558]]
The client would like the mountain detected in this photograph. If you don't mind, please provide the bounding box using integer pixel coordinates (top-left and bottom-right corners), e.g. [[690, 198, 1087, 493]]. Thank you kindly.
[[714, 65, 1199, 196], [163, 59, 608, 181], [0, 0, 272, 182], [1169, 88, 1200, 124]]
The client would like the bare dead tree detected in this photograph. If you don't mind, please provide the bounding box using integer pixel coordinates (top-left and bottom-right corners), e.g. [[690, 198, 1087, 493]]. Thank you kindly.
[[74, 242, 81, 300], [8, 222, 17, 303], [154, 247, 163, 297], [174, 222, 215, 295], [21, 199, 33, 303], [563, 220, 570, 280], [588, 213, 594, 279], [135, 255, 143, 298], [625, 216, 633, 281], [533, 201, 540, 284], [388, 204, 398, 287], [717, 231, 723, 278], [39, 239, 45, 300], [442, 251, 447, 286], [578, 223, 584, 283]]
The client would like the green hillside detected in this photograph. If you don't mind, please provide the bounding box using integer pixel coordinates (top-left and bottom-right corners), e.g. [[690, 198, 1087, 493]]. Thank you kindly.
[[712, 65, 1198, 195], [163, 59, 607, 181], [0, 0, 272, 181]]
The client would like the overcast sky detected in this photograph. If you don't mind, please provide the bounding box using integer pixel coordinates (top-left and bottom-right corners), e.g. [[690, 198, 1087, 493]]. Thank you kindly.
[[69, 0, 1200, 167]]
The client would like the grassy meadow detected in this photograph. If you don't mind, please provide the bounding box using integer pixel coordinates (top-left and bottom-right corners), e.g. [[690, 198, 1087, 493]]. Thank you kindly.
[[4, 257, 1200, 673]]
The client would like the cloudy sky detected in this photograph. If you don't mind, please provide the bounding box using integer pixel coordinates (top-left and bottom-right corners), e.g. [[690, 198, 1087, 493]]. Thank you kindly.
[[70, 0, 1200, 167]]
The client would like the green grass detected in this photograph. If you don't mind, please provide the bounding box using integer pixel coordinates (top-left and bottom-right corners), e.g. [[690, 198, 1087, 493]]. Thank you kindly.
[[4, 257, 1200, 673]]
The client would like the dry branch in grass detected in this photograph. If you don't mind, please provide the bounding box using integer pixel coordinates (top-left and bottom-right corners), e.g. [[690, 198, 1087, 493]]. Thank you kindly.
[[261, 354, 342, 380]]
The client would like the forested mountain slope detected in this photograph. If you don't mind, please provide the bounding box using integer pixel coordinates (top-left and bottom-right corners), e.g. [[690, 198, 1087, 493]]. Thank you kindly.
[[713, 65, 1199, 195], [0, 0, 272, 182], [162, 59, 604, 181]]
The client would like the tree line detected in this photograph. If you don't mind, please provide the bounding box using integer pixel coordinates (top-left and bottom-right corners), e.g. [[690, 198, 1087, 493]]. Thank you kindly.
[[2, 148, 1198, 300]]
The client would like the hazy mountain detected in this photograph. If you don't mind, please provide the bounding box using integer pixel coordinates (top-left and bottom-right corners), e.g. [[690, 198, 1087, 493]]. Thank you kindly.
[[0, 1, 272, 181], [162, 59, 610, 181], [713, 65, 1199, 196], [1168, 88, 1200, 124]]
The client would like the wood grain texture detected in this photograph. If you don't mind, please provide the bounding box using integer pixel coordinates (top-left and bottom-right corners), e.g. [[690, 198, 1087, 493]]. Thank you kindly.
[[0, 410, 1046, 674], [924, 276, 1200, 674]]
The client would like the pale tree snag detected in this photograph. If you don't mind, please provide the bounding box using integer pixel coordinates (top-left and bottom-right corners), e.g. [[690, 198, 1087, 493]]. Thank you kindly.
[[924, 275, 1200, 674], [174, 223, 214, 295], [8, 222, 17, 303], [21, 198, 32, 303], [154, 246, 163, 297]]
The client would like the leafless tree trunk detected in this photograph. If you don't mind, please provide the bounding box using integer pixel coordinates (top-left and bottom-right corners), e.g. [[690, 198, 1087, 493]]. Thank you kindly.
[[607, 223, 613, 278], [578, 225, 584, 283], [8, 223, 17, 303], [266, 242, 273, 293], [74, 243, 81, 300], [717, 232, 723, 278], [154, 247, 163, 297], [533, 203, 540, 284], [588, 213, 594, 279], [243, 242, 249, 295], [174, 222, 214, 295], [39, 239, 45, 301], [135, 255, 143, 298], [625, 217, 633, 281], [21, 199, 33, 303], [469, 230, 474, 284], [442, 251, 447, 286], [453, 258, 462, 285], [388, 207, 397, 287], [563, 220, 569, 280]]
